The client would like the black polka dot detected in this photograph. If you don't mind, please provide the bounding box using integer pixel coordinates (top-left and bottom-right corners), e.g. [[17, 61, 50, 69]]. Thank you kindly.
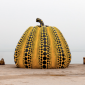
[[25, 57, 27, 60], [62, 62, 64, 64], [44, 48, 46, 51], [62, 58, 65, 60], [25, 61, 27, 64], [43, 52, 46, 55], [61, 66, 64, 68], [43, 65, 46, 68], [43, 57, 46, 60], [25, 66, 28, 68], [44, 45, 46, 47], [43, 38, 46, 40], [43, 61, 46, 64], [25, 53, 27, 56], [62, 54, 64, 56], [43, 35, 45, 37], [26, 49, 28, 52], [26, 45, 29, 48]]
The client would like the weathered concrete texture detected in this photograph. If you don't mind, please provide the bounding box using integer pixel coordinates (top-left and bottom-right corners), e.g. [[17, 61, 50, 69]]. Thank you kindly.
[[0, 64, 85, 85]]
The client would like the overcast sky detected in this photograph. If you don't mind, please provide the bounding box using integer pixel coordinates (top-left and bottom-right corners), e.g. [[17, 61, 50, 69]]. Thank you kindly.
[[0, 0, 85, 52]]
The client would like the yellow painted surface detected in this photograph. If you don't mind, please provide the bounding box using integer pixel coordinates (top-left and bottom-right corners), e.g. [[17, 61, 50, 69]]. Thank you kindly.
[[18, 27, 33, 68], [47, 27, 56, 68], [32, 26, 41, 68]]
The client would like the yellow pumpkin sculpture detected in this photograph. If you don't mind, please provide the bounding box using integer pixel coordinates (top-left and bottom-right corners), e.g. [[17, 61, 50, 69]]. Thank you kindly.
[[14, 18, 71, 69]]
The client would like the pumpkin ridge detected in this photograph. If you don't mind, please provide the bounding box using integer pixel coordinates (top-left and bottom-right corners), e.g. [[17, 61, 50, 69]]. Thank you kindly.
[[18, 27, 33, 68], [22, 27, 37, 68], [53, 27, 71, 67], [38, 26, 51, 69], [46, 26, 57, 68], [31, 26, 41, 68], [14, 27, 33, 67], [50, 27, 66, 68], [53, 27, 68, 68]]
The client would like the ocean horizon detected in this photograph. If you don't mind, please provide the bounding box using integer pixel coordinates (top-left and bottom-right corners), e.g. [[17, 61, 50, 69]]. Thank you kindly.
[[0, 51, 85, 64]]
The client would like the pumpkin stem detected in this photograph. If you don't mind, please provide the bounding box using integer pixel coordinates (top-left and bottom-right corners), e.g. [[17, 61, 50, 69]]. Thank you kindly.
[[36, 18, 44, 26]]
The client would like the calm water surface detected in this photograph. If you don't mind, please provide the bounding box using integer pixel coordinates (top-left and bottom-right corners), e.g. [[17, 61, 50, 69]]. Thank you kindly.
[[0, 52, 85, 64]]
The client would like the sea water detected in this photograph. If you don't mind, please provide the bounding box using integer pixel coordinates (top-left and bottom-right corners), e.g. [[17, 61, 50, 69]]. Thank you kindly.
[[0, 52, 85, 64]]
